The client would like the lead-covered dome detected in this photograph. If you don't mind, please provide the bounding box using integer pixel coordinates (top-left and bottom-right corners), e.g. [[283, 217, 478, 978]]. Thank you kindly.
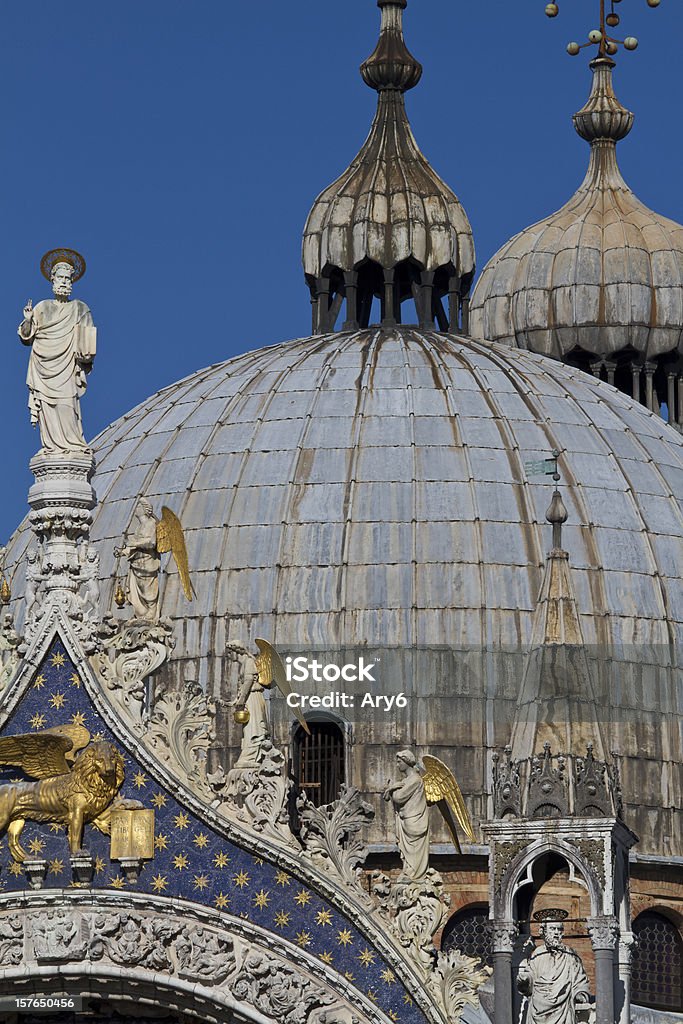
[[5, 329, 683, 850], [6, 326, 682, 661], [470, 58, 683, 379], [303, 0, 474, 336]]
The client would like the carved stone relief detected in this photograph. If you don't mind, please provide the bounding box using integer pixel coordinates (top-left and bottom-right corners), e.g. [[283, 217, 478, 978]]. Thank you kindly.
[[298, 784, 374, 897], [372, 868, 451, 975], [430, 948, 492, 1024]]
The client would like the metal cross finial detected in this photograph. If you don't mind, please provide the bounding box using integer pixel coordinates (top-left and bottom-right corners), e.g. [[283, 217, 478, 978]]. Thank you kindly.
[[543, 0, 661, 58]]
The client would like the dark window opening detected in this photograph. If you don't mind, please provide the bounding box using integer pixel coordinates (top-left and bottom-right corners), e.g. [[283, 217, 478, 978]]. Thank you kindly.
[[292, 721, 345, 807], [632, 911, 683, 1011], [441, 904, 492, 967]]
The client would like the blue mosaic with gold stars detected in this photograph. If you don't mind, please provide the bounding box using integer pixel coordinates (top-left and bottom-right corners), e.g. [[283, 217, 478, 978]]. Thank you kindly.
[[0, 636, 427, 1024]]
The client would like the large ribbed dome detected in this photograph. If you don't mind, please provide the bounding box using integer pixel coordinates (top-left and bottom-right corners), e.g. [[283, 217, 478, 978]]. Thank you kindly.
[[6, 326, 682, 660], [5, 328, 683, 849], [470, 58, 683, 377]]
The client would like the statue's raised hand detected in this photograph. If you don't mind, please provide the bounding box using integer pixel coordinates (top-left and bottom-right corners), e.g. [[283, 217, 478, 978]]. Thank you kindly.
[[23, 299, 33, 323]]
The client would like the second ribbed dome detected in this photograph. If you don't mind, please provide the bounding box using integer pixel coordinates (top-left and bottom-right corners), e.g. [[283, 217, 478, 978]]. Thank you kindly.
[[470, 58, 683, 383]]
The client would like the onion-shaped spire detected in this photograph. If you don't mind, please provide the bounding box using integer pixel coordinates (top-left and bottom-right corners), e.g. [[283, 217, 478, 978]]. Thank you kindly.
[[302, 0, 474, 334], [470, 57, 683, 426]]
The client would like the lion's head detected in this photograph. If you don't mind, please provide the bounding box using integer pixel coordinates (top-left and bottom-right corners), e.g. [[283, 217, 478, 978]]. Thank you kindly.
[[74, 741, 125, 799]]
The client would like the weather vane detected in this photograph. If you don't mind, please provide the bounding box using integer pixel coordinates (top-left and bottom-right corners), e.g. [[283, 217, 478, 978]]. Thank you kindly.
[[544, 0, 661, 57]]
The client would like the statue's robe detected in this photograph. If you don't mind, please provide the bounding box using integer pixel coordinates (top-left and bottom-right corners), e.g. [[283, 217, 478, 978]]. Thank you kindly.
[[392, 770, 430, 880], [125, 516, 161, 620], [520, 944, 590, 1024], [234, 683, 269, 770], [20, 298, 94, 454]]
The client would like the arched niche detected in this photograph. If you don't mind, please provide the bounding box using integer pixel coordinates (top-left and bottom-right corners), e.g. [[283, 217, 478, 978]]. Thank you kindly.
[[500, 838, 603, 926], [0, 897, 376, 1024]]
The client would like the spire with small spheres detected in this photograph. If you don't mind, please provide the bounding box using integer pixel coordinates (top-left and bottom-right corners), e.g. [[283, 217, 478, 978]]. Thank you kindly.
[[303, 0, 475, 334]]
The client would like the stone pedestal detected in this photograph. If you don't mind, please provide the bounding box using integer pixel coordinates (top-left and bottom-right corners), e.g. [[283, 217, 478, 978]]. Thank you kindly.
[[23, 858, 48, 890], [119, 857, 144, 885], [70, 852, 94, 887], [24, 453, 98, 648]]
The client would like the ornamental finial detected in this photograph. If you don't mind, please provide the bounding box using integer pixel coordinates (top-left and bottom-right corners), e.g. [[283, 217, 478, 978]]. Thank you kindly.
[[544, 451, 569, 552], [360, 0, 422, 93], [543, 0, 661, 59]]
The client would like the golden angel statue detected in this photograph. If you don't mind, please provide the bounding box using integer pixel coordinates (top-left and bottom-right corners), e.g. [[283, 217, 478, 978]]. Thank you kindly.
[[0, 725, 128, 862], [384, 750, 474, 880], [115, 501, 194, 621]]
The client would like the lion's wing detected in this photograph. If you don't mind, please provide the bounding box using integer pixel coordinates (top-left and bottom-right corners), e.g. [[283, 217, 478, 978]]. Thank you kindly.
[[0, 733, 73, 779]]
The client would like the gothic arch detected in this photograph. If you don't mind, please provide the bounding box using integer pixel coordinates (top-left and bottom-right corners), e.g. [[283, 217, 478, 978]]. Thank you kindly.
[[499, 837, 603, 923]]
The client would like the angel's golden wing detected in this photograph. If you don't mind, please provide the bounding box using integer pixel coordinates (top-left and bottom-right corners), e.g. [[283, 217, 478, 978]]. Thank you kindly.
[[157, 506, 195, 602], [254, 638, 311, 737], [0, 729, 89, 780], [422, 754, 475, 854]]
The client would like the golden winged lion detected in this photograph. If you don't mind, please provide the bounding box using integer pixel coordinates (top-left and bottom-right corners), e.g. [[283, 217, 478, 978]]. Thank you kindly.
[[0, 725, 127, 862]]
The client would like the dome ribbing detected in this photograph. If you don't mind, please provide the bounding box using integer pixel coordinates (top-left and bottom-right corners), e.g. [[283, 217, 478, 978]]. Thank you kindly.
[[470, 58, 683, 426], [302, 0, 474, 335]]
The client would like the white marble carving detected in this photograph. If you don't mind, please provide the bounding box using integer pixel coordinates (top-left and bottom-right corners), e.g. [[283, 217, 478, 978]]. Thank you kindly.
[[92, 617, 175, 726], [224, 739, 296, 846], [430, 948, 492, 1024], [115, 500, 161, 621], [298, 784, 374, 896], [517, 922, 591, 1024], [0, 614, 21, 691], [230, 950, 336, 1024], [0, 915, 22, 967], [226, 643, 269, 777], [32, 909, 87, 962], [372, 868, 451, 975], [18, 260, 96, 456], [384, 749, 430, 881], [148, 680, 216, 800], [78, 542, 100, 620]]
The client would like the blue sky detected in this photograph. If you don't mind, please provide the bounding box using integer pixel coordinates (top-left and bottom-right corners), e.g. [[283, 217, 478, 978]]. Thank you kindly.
[[0, 0, 681, 540]]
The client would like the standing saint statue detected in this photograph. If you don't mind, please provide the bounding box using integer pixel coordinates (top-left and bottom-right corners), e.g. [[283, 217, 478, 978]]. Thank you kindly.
[[518, 912, 591, 1024], [383, 750, 431, 881], [18, 249, 96, 456]]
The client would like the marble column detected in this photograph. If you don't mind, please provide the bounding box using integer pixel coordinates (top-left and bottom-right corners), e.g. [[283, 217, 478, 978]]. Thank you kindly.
[[667, 373, 676, 425], [491, 920, 517, 1024], [643, 362, 656, 414], [617, 932, 635, 1024], [631, 363, 641, 404], [587, 916, 618, 1024], [382, 269, 396, 326], [343, 271, 359, 331]]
